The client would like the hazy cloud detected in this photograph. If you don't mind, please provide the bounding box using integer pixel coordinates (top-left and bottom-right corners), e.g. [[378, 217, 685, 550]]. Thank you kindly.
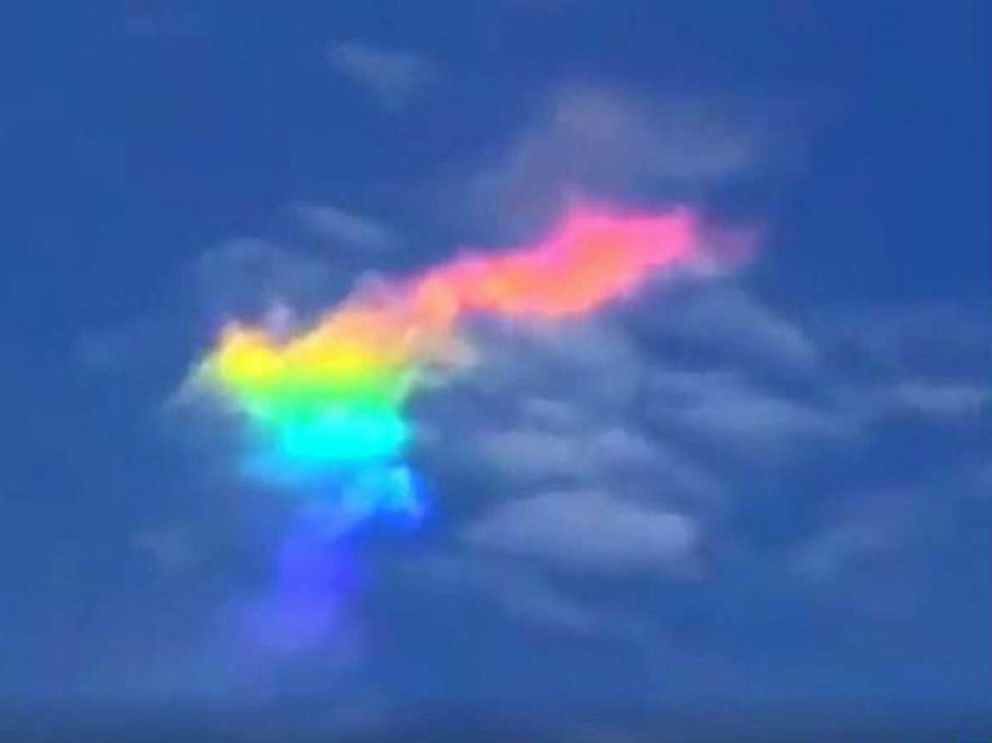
[[888, 380, 991, 418], [131, 525, 200, 575], [328, 41, 438, 110], [821, 302, 992, 378], [447, 84, 808, 234]]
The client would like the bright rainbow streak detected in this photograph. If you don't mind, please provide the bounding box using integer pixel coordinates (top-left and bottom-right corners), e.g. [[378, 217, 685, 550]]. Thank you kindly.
[[194, 204, 705, 525], [410, 204, 699, 323]]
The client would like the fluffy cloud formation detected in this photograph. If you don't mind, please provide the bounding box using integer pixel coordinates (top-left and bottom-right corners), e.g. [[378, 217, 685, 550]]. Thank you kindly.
[[407, 281, 989, 638]]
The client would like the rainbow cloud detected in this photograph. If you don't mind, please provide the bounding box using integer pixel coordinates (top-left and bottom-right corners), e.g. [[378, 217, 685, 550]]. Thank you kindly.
[[193, 204, 710, 530], [191, 204, 720, 530], [188, 202, 739, 647]]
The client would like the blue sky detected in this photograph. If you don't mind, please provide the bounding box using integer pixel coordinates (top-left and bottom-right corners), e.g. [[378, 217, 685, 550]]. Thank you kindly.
[[2, 1, 989, 737]]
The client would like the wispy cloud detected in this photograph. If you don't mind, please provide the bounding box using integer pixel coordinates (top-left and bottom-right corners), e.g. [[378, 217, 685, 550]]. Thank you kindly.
[[440, 84, 809, 235], [122, 6, 206, 39], [289, 202, 400, 253], [328, 41, 439, 110], [411, 554, 644, 636], [887, 380, 990, 418]]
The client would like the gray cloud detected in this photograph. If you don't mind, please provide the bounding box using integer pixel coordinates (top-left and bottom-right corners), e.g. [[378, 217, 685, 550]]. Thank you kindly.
[[647, 369, 853, 460], [638, 285, 820, 371], [463, 490, 701, 577], [415, 314, 727, 511], [477, 425, 719, 499], [408, 280, 990, 640]]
